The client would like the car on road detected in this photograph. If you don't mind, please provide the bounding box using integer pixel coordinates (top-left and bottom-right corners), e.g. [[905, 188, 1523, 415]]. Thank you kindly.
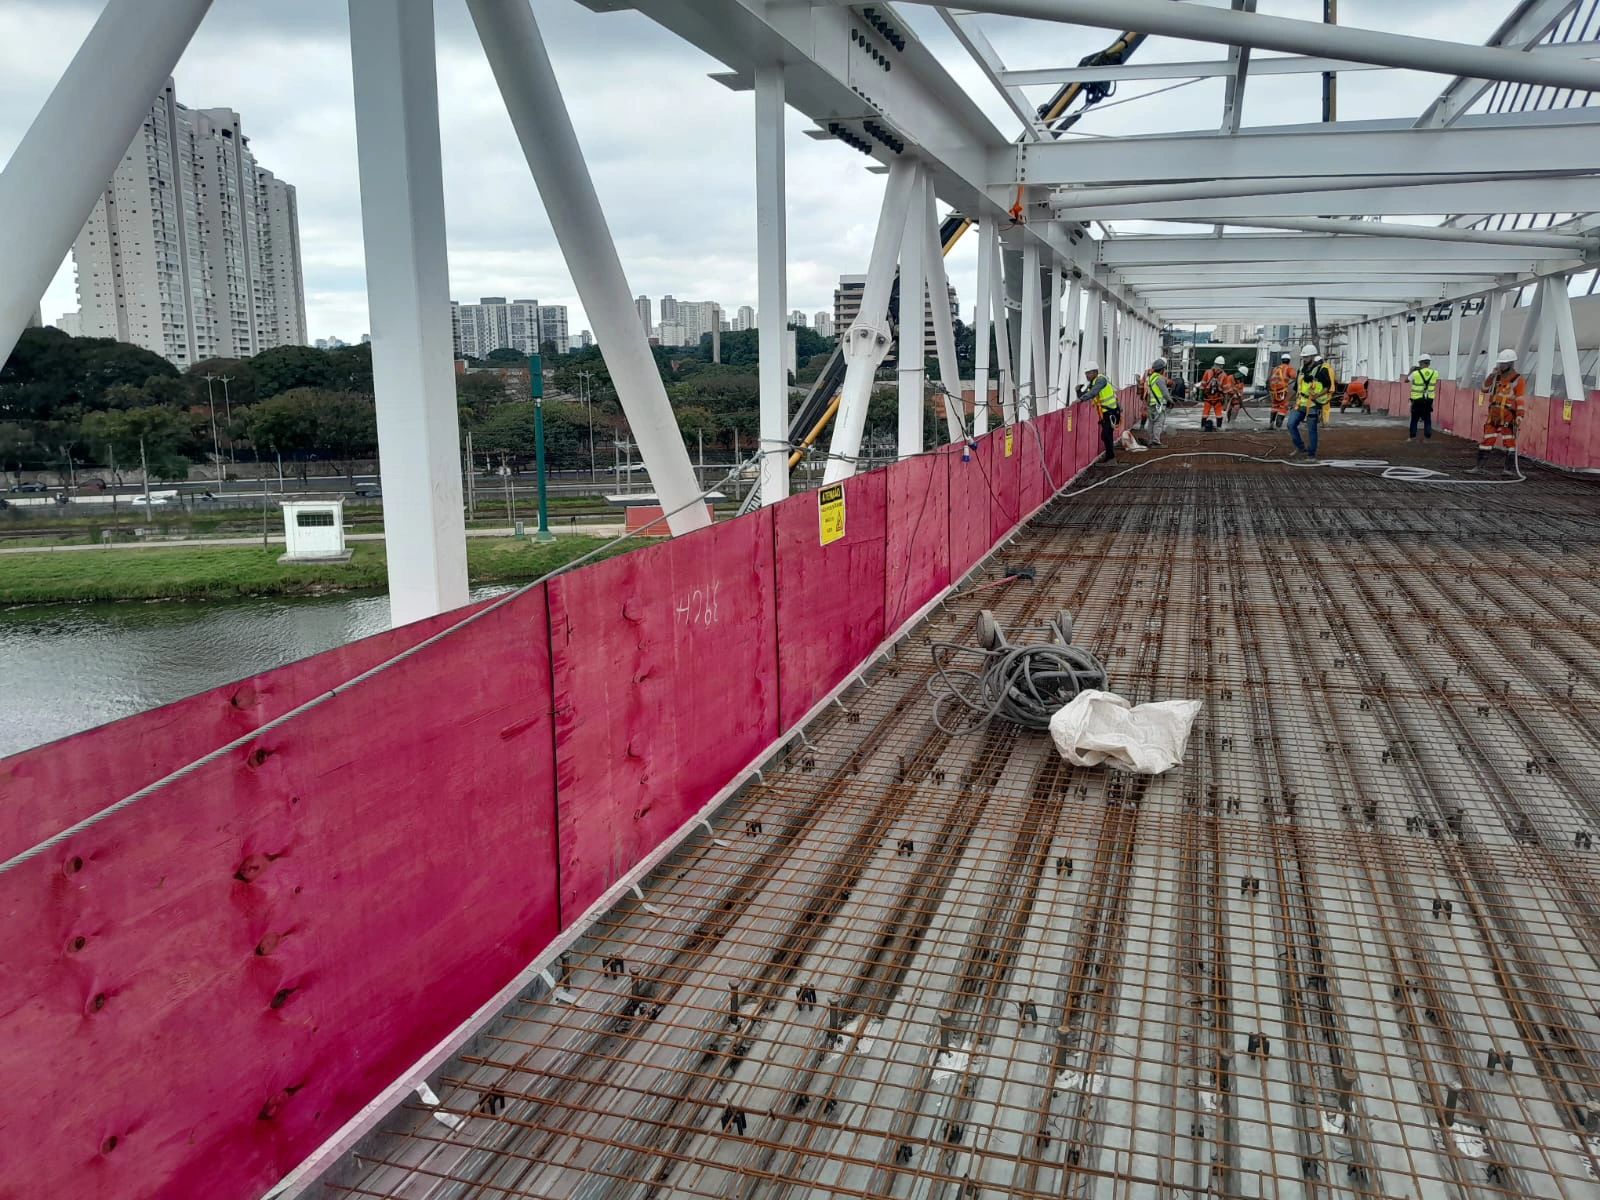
[[8, 483, 47, 493], [354, 484, 382, 498]]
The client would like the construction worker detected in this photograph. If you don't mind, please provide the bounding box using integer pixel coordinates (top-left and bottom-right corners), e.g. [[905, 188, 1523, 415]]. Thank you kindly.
[[1145, 357, 1172, 447], [1226, 366, 1249, 424], [1341, 377, 1369, 412], [1472, 349, 1527, 475], [1268, 353, 1296, 429], [1200, 355, 1231, 432], [1289, 343, 1334, 460], [1408, 353, 1440, 441], [1078, 360, 1120, 463]]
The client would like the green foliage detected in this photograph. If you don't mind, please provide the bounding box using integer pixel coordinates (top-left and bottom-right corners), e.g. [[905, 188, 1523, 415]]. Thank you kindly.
[[486, 347, 526, 364], [81, 407, 194, 481], [244, 389, 377, 479], [472, 400, 589, 469], [248, 344, 340, 398], [0, 327, 175, 423]]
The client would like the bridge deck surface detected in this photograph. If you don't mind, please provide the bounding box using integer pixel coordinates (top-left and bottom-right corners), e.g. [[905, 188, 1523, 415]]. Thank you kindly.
[[321, 413, 1600, 1200]]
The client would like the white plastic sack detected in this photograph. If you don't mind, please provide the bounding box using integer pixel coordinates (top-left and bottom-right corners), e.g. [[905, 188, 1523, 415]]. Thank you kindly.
[[1118, 429, 1149, 452], [1048, 689, 1201, 775]]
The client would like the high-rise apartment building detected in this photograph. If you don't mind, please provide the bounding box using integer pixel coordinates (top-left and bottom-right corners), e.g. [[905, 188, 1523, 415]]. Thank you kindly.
[[675, 300, 721, 347], [789, 309, 807, 328], [538, 305, 569, 354], [635, 295, 652, 333], [451, 297, 541, 360], [735, 305, 754, 332], [659, 295, 680, 325], [71, 79, 306, 368], [834, 275, 956, 358], [813, 311, 834, 338]]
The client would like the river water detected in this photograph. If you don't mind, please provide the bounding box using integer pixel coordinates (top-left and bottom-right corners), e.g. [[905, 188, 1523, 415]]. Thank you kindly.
[[0, 589, 508, 758]]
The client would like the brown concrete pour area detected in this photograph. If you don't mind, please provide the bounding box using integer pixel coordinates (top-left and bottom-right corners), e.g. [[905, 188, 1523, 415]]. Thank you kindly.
[[313, 406, 1600, 1200]]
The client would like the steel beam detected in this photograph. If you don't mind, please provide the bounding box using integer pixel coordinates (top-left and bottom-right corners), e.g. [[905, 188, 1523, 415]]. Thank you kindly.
[[1099, 234, 1586, 268], [1220, 0, 1256, 135], [0, 0, 213, 368], [1009, 108, 1600, 185], [1057, 177, 1600, 221], [904, 0, 1600, 90], [1142, 215, 1592, 251], [1416, 0, 1582, 129], [937, 7, 1040, 139], [755, 65, 788, 505], [921, 186, 964, 440], [1000, 40, 1600, 86], [827, 159, 915, 482], [1548, 276, 1587, 401], [351, 0, 468, 625], [898, 166, 928, 459], [972, 218, 994, 436]]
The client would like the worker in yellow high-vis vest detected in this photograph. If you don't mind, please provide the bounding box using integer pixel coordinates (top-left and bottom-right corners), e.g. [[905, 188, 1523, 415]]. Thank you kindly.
[[1289, 343, 1334, 461], [1078, 360, 1119, 463], [1408, 352, 1440, 441]]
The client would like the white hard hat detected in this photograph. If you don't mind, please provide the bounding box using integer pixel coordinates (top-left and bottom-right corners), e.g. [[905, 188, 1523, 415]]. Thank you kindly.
[[1281, 353, 1291, 362], [1214, 355, 1226, 365], [1497, 348, 1517, 365], [1301, 343, 1319, 357], [1238, 366, 1250, 376], [1418, 352, 1431, 362], [1083, 360, 1100, 373]]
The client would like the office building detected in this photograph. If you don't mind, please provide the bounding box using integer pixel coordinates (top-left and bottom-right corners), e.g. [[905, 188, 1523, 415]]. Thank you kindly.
[[71, 79, 306, 368]]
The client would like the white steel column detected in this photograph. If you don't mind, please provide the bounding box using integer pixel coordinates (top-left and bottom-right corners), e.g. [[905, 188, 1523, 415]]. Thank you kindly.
[[1058, 275, 1082, 400], [351, 0, 468, 625], [1376, 321, 1390, 378], [991, 233, 1017, 424], [1046, 260, 1064, 409], [1515, 281, 1546, 383], [897, 167, 928, 459], [1486, 289, 1506, 376], [825, 158, 916, 481], [1082, 286, 1103, 385], [1447, 306, 1462, 380], [0, 0, 213, 366], [754, 65, 788, 504], [467, 0, 708, 534], [920, 184, 963, 441], [1535, 281, 1558, 397], [1019, 241, 1040, 420], [1548, 276, 1587, 402], [1456, 302, 1488, 385], [972, 219, 993, 436]]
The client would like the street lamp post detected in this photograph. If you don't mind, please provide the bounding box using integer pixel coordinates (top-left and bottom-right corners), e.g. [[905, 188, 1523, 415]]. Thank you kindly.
[[578, 369, 597, 481], [529, 351, 554, 541], [219, 374, 235, 464], [203, 374, 223, 484]]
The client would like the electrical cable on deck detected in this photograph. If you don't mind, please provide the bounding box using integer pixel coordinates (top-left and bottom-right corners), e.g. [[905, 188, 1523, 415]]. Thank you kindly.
[[928, 608, 1107, 734]]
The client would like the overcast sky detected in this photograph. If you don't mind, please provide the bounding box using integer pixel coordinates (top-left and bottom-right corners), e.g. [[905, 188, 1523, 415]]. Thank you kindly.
[[0, 0, 1513, 343]]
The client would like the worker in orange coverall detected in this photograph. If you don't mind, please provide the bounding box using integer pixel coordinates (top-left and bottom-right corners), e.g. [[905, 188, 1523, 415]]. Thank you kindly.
[[1199, 356, 1231, 432], [1267, 354, 1296, 428], [1472, 348, 1528, 475]]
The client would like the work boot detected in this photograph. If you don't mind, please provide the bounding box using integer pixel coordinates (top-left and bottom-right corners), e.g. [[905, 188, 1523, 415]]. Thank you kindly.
[[1407, 434, 1416, 441]]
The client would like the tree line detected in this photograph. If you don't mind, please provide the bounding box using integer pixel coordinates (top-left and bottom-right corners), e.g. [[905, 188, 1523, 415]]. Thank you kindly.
[[2, 316, 964, 486]]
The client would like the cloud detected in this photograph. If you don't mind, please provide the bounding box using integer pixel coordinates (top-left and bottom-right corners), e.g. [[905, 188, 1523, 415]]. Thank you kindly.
[[0, 0, 1551, 344]]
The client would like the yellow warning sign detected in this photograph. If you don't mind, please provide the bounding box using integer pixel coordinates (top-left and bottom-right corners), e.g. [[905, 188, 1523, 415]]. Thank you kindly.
[[1004, 428, 1014, 457], [818, 483, 846, 546], [1067, 413, 1073, 433], [1564, 400, 1575, 421]]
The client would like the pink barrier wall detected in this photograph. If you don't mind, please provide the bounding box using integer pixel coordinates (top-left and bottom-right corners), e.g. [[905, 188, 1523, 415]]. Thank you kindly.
[[548, 512, 779, 918], [985, 426, 1022, 542], [0, 592, 561, 1200], [772, 470, 888, 729], [0, 601, 492, 862], [0, 406, 1098, 1199], [885, 449, 952, 632], [1018, 418, 1047, 518], [948, 440, 995, 580]]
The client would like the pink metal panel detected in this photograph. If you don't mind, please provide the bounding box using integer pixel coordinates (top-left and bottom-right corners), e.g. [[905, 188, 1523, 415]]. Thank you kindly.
[[549, 513, 778, 918], [0, 600, 494, 862], [0, 591, 559, 1200], [1546, 397, 1576, 466], [772, 470, 887, 729], [1577, 398, 1600, 466], [1044, 408, 1067, 487], [1018, 418, 1047, 517], [986, 426, 1022, 543], [948, 439, 995, 580], [885, 450, 952, 632], [1521, 396, 1551, 460]]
